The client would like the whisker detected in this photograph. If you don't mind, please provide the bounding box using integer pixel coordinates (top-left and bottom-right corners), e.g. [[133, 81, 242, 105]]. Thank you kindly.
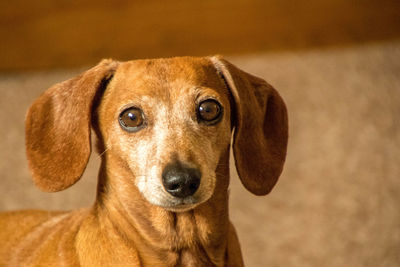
[[215, 170, 232, 176], [98, 147, 110, 158]]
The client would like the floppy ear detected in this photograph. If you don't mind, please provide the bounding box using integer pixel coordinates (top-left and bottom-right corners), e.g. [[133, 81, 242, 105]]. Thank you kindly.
[[211, 56, 288, 195], [25, 59, 119, 192]]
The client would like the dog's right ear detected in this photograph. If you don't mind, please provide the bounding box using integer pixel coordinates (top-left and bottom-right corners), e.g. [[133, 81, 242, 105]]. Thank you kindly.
[[25, 59, 119, 192]]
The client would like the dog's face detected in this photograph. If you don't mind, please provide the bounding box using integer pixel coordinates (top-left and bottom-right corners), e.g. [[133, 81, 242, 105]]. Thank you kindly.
[[25, 56, 288, 212], [96, 58, 232, 211]]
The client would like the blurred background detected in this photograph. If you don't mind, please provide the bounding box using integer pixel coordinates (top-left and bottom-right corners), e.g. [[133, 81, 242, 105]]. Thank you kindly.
[[1, 0, 399, 266]]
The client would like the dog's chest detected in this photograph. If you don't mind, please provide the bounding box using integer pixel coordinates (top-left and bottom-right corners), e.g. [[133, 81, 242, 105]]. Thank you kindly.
[[176, 248, 219, 267]]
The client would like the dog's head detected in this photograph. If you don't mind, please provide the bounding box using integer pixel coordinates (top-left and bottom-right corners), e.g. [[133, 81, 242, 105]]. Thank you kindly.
[[25, 57, 288, 211]]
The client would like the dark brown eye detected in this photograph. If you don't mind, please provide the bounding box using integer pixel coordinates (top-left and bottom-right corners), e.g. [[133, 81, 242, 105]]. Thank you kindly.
[[198, 99, 222, 124], [119, 107, 145, 132]]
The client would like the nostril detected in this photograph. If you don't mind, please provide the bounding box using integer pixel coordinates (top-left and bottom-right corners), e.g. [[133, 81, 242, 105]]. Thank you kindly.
[[189, 180, 200, 192], [168, 182, 180, 191]]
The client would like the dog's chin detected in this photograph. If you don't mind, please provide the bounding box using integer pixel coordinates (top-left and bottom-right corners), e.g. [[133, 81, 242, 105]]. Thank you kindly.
[[163, 203, 200, 213], [156, 197, 202, 213], [149, 195, 211, 213]]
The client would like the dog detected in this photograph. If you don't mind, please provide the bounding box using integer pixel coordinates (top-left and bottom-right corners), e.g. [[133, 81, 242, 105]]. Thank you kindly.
[[0, 56, 288, 266]]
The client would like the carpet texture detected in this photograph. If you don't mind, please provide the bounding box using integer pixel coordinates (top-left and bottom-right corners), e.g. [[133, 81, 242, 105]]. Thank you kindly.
[[1, 41, 399, 266]]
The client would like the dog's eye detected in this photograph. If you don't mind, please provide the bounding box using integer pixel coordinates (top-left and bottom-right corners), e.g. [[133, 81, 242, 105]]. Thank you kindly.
[[197, 99, 222, 124], [119, 107, 145, 132]]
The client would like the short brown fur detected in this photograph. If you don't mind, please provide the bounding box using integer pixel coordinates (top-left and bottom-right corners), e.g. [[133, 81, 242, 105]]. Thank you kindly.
[[0, 56, 288, 266]]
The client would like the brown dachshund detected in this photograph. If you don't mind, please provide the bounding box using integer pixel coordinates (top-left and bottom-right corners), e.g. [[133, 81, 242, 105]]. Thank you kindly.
[[0, 56, 288, 266]]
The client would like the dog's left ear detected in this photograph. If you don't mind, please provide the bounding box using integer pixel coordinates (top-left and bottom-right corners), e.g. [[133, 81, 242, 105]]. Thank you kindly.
[[25, 59, 119, 192], [211, 56, 288, 195]]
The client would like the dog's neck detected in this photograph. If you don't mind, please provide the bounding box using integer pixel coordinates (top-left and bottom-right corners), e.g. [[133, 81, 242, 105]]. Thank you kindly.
[[88, 149, 231, 266]]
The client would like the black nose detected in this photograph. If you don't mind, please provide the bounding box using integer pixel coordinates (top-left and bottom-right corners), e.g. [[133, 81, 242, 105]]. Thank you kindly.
[[162, 163, 201, 198]]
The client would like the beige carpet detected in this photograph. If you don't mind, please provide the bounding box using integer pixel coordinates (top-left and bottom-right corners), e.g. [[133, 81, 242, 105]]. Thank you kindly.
[[1, 41, 399, 266]]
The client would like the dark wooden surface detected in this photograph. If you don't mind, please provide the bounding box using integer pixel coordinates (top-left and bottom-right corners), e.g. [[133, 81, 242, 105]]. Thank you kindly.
[[1, 0, 400, 71]]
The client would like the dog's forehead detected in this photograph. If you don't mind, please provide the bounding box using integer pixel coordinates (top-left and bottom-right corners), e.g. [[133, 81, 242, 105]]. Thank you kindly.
[[111, 57, 226, 98]]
